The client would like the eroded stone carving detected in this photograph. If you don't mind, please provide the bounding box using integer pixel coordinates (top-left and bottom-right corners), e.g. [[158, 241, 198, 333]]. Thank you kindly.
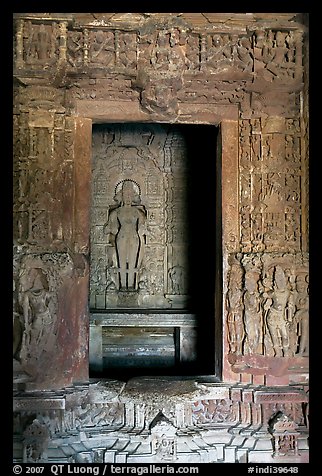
[[243, 267, 263, 355], [23, 21, 59, 65], [13, 247, 24, 360], [13, 379, 309, 463], [226, 253, 308, 358], [14, 13, 308, 377], [205, 33, 254, 74], [291, 274, 309, 356], [21, 268, 53, 351], [239, 118, 304, 253], [192, 399, 238, 424], [73, 403, 124, 428], [263, 266, 294, 357], [253, 30, 302, 82], [90, 30, 115, 66], [13, 108, 75, 251], [269, 411, 299, 457], [134, 73, 183, 116], [226, 254, 245, 355], [15, 251, 81, 382], [18, 258, 57, 376], [16, 19, 304, 82], [150, 412, 177, 461], [23, 419, 49, 463], [67, 31, 83, 67], [14, 15, 306, 121]]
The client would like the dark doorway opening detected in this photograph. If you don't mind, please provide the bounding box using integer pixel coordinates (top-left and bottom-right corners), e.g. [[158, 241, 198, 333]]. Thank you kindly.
[[89, 122, 220, 379]]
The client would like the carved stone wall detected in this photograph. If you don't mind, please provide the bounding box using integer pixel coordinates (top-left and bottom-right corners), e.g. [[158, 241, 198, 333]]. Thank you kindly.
[[13, 12, 308, 386], [13, 11, 309, 464]]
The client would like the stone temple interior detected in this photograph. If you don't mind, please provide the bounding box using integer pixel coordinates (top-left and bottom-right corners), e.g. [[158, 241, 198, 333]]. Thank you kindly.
[[13, 13, 309, 464]]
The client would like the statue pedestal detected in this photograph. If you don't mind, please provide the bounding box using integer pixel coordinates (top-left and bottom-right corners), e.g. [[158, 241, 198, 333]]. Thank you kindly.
[[89, 311, 197, 373], [117, 290, 139, 308]]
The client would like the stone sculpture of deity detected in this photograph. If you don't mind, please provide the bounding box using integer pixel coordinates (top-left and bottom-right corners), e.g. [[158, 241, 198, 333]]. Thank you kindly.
[[103, 180, 147, 291]]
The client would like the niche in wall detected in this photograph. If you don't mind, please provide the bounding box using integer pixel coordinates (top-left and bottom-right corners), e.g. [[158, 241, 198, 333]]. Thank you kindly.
[[89, 123, 220, 378]]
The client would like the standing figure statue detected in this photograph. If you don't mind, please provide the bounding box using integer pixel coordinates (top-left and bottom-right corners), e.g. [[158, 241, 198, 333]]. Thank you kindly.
[[263, 266, 294, 357], [293, 275, 309, 356], [243, 271, 263, 355], [20, 269, 52, 364], [104, 180, 147, 291], [226, 256, 245, 355]]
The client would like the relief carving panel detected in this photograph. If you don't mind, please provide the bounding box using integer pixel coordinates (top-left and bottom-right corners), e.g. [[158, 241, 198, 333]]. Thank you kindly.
[[14, 18, 305, 119], [15, 17, 304, 83], [239, 118, 305, 253], [22, 21, 59, 66], [192, 399, 238, 424], [15, 252, 71, 379], [90, 124, 191, 309], [226, 252, 308, 359], [13, 104, 75, 251], [13, 250, 89, 387]]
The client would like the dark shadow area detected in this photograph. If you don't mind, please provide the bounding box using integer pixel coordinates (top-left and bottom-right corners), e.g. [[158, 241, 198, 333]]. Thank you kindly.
[[177, 123, 218, 375]]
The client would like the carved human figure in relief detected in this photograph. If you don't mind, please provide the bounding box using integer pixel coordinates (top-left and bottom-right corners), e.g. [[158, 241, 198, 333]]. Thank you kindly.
[[263, 266, 294, 357], [118, 33, 137, 69], [243, 271, 263, 355], [169, 265, 185, 295], [90, 30, 115, 66], [67, 31, 83, 67], [28, 24, 52, 62], [293, 274, 309, 355], [21, 270, 52, 352], [103, 180, 147, 290], [226, 256, 245, 355], [13, 275, 23, 359], [91, 257, 116, 296]]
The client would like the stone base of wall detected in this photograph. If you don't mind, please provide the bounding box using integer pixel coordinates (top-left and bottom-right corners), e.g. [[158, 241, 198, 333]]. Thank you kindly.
[[13, 377, 309, 463]]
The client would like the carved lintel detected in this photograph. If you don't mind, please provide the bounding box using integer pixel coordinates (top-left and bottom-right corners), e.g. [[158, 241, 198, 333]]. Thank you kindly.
[[133, 70, 183, 117]]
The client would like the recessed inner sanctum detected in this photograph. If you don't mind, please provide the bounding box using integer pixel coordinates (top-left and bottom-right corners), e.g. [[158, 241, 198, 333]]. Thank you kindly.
[[89, 123, 219, 377]]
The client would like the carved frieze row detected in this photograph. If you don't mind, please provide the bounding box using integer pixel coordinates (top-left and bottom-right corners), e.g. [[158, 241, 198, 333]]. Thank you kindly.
[[14, 19, 304, 84], [13, 390, 308, 462], [226, 252, 308, 358]]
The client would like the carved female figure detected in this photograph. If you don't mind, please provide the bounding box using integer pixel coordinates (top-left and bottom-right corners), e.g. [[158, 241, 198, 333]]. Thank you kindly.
[[293, 275, 309, 355], [104, 180, 147, 290], [226, 256, 245, 355], [263, 266, 293, 357], [21, 269, 52, 357], [243, 271, 263, 354]]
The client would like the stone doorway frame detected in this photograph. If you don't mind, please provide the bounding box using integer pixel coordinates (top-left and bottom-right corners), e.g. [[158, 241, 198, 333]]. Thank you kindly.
[[73, 99, 240, 382]]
